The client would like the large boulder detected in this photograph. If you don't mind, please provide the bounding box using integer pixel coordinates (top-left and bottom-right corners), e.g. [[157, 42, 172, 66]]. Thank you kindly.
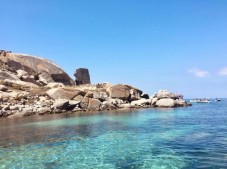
[[0, 53, 74, 85], [156, 98, 175, 108], [87, 98, 102, 111], [106, 84, 130, 101], [156, 90, 179, 100], [74, 68, 91, 85], [46, 87, 85, 100], [52, 99, 69, 110]]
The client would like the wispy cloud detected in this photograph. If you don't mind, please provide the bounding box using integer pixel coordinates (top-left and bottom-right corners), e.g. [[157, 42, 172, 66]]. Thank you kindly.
[[218, 67, 227, 76], [188, 68, 209, 78]]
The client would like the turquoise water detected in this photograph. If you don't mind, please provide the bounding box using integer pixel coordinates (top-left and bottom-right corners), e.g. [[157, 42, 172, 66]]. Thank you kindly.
[[0, 100, 227, 168]]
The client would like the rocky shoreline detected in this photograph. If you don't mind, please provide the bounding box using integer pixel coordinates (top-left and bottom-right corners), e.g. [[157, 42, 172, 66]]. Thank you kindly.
[[0, 50, 191, 118]]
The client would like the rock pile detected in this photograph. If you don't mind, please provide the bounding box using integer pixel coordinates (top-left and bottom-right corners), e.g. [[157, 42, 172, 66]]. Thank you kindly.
[[151, 90, 192, 108], [0, 81, 191, 118], [0, 50, 191, 118]]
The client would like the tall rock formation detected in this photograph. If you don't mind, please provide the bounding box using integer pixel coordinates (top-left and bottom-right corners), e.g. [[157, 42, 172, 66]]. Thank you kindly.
[[74, 68, 91, 85], [0, 51, 74, 85]]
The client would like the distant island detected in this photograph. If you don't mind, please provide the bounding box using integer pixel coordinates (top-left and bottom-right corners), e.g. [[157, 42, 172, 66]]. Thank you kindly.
[[0, 50, 191, 118]]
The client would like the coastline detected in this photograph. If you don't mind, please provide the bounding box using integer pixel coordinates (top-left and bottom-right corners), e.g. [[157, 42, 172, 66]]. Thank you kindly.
[[0, 51, 191, 119]]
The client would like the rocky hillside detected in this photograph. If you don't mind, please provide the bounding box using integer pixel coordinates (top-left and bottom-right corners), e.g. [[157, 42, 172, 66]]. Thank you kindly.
[[0, 50, 191, 118], [0, 51, 74, 85]]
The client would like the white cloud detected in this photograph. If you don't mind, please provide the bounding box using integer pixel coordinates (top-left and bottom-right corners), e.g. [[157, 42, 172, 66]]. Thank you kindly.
[[188, 68, 209, 78], [218, 67, 227, 76]]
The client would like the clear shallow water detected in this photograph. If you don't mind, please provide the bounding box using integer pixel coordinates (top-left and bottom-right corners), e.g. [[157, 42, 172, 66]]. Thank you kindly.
[[0, 100, 227, 169]]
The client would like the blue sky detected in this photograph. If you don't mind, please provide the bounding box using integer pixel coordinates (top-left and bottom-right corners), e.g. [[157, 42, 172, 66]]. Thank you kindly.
[[1, 0, 227, 98]]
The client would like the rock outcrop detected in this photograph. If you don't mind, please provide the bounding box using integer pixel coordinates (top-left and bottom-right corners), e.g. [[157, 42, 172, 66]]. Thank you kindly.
[[74, 68, 91, 85], [151, 90, 191, 108], [4, 79, 39, 88], [0, 70, 20, 81], [87, 98, 102, 111], [0, 51, 74, 85], [156, 98, 175, 108], [0, 79, 191, 118], [0, 50, 192, 118], [106, 84, 130, 100]]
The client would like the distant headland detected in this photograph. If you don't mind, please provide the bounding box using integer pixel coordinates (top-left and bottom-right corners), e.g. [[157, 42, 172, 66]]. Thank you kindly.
[[0, 50, 191, 118]]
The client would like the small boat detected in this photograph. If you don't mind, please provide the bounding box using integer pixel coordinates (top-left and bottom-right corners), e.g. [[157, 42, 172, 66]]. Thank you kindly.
[[215, 98, 221, 102], [190, 99, 211, 103]]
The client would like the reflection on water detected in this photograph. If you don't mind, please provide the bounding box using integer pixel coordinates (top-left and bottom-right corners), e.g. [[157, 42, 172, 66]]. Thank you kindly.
[[0, 101, 227, 168]]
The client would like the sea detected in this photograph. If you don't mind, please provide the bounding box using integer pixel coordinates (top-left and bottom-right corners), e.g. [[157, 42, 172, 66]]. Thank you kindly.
[[0, 99, 226, 169]]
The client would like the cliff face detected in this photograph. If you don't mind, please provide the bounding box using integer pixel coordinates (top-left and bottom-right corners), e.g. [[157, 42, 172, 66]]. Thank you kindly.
[[0, 51, 74, 85]]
